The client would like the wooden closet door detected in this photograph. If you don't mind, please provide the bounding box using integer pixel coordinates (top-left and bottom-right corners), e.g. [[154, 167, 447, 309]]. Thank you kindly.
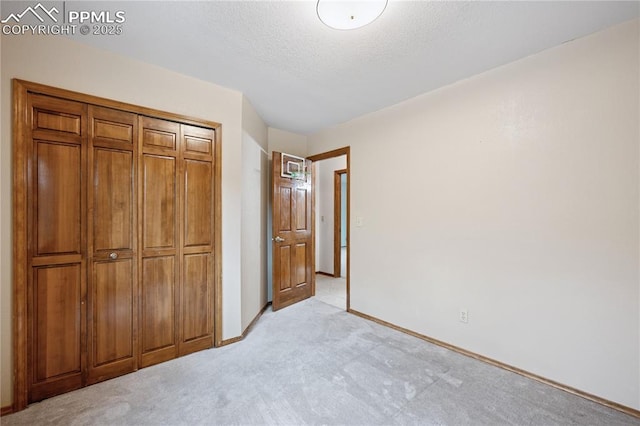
[[87, 106, 138, 384], [27, 94, 87, 402], [139, 116, 180, 367], [180, 125, 215, 356]]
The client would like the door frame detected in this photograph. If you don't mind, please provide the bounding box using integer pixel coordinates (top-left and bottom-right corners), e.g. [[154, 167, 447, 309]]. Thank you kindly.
[[333, 169, 347, 278], [307, 147, 350, 310], [11, 79, 223, 411]]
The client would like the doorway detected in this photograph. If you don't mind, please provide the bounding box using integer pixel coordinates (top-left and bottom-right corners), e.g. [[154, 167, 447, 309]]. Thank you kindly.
[[307, 148, 350, 311]]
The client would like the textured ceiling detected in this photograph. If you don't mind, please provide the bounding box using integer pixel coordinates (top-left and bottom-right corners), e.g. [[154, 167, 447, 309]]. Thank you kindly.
[[63, 1, 639, 134]]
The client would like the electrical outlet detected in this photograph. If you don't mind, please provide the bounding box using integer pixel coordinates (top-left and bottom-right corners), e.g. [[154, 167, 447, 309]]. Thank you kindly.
[[459, 308, 468, 324]]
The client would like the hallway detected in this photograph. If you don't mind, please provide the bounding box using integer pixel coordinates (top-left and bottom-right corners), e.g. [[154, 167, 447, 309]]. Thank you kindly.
[[314, 273, 346, 310]]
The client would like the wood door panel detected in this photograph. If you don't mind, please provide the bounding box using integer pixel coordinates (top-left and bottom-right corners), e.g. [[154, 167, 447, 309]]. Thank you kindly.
[[278, 245, 292, 291], [294, 243, 308, 286], [141, 117, 180, 152], [30, 93, 85, 146], [184, 136, 212, 155], [33, 265, 82, 382], [94, 119, 133, 144], [182, 254, 211, 342], [141, 256, 176, 353], [35, 142, 82, 255], [142, 129, 176, 150], [92, 260, 133, 366], [34, 110, 81, 135], [143, 155, 176, 249], [295, 188, 308, 231], [93, 149, 133, 251], [91, 106, 136, 148], [183, 125, 214, 157], [279, 187, 292, 232], [184, 160, 212, 247]]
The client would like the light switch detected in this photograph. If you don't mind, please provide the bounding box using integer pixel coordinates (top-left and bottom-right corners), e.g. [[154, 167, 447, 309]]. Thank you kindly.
[[356, 216, 364, 227]]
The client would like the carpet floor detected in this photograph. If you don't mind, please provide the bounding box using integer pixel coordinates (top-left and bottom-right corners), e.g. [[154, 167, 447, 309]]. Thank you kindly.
[[3, 298, 638, 425]]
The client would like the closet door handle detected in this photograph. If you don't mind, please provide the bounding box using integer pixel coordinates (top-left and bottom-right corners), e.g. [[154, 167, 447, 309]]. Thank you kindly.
[[109, 252, 118, 260]]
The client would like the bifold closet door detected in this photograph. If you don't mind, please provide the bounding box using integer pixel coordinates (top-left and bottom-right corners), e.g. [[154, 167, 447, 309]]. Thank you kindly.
[[139, 116, 181, 367], [139, 117, 215, 366], [21, 84, 218, 403], [180, 125, 215, 356], [27, 94, 87, 402], [87, 106, 138, 384]]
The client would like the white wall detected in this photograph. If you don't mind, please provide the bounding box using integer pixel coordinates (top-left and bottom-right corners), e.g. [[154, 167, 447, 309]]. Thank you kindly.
[[0, 35, 247, 406], [315, 156, 347, 274], [241, 97, 269, 330], [308, 19, 640, 409], [266, 128, 308, 300]]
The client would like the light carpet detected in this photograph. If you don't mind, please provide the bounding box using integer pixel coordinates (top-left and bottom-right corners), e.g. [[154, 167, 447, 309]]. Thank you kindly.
[[3, 298, 638, 425]]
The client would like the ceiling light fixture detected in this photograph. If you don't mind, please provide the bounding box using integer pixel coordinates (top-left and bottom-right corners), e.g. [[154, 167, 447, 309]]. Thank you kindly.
[[317, 0, 388, 30]]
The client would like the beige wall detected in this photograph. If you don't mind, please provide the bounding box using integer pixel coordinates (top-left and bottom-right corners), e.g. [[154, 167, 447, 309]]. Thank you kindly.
[[0, 36, 11, 408], [267, 127, 308, 158], [308, 19, 640, 409], [315, 156, 347, 274], [0, 34, 248, 406], [241, 97, 269, 330]]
